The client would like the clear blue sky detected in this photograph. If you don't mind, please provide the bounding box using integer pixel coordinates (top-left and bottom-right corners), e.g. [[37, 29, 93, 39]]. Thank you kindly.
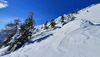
[[0, 0, 100, 29]]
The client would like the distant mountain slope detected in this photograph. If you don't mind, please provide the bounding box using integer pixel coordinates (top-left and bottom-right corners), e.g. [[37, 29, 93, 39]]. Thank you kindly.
[[0, 3, 100, 57]]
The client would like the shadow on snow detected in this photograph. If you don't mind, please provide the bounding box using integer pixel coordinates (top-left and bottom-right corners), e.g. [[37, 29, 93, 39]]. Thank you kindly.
[[25, 33, 53, 45]]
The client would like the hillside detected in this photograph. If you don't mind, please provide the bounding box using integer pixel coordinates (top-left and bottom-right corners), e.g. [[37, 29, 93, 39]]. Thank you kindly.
[[75, 4, 100, 23], [0, 3, 100, 57]]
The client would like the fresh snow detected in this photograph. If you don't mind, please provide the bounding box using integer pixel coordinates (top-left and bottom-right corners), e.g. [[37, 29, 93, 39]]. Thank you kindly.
[[0, 3, 100, 57], [75, 4, 100, 24]]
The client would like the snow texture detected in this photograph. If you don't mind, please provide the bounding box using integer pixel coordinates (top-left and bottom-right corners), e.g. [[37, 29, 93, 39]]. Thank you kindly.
[[0, 3, 100, 57]]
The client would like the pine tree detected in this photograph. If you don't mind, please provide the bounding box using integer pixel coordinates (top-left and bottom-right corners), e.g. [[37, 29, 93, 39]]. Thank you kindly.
[[67, 14, 75, 22], [19, 11, 35, 45], [14, 19, 20, 34], [61, 15, 65, 26], [44, 20, 48, 30], [0, 19, 21, 48], [19, 11, 35, 38], [1, 22, 16, 46], [50, 19, 56, 29], [7, 11, 35, 51]]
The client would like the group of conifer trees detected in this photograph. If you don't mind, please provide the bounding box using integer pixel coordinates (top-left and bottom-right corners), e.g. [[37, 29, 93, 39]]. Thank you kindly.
[[0, 19, 20, 47], [0, 12, 35, 52], [44, 14, 75, 30], [44, 19, 56, 30], [8, 12, 35, 51], [0, 11, 75, 52]]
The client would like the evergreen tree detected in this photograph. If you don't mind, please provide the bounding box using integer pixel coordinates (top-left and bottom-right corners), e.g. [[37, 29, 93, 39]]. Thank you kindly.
[[50, 19, 56, 29], [44, 20, 48, 30], [1, 22, 16, 46], [7, 11, 35, 51], [14, 19, 20, 34], [0, 19, 20, 48], [19, 11, 35, 39], [70, 15, 75, 21], [61, 15, 65, 26], [67, 14, 75, 22]]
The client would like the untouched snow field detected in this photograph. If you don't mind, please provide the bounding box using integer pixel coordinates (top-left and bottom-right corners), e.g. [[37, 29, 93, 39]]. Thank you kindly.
[[75, 4, 100, 24], [0, 3, 100, 57]]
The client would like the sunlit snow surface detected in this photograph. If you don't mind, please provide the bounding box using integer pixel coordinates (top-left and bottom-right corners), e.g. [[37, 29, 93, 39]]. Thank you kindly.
[[0, 4, 100, 57]]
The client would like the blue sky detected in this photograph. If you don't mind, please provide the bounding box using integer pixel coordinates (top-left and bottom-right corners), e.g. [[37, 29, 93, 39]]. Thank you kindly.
[[0, 0, 100, 29]]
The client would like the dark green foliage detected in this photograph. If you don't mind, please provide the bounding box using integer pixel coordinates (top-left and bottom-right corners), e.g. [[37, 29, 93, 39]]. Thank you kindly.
[[61, 15, 64, 21], [19, 11, 35, 34], [7, 32, 29, 51], [74, 11, 78, 14], [61, 15, 65, 26], [14, 19, 20, 34], [0, 33, 15, 48], [7, 11, 35, 52], [44, 20, 48, 25], [60, 14, 75, 26], [3, 34, 14, 46], [70, 16, 75, 21], [67, 14, 75, 22], [0, 19, 20, 46], [44, 20, 48, 30], [19, 23, 26, 34], [0, 19, 20, 48], [44, 25, 48, 30], [50, 19, 56, 29]]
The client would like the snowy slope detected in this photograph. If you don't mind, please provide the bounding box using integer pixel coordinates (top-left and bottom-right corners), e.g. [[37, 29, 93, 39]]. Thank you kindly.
[[1, 19, 100, 57], [0, 3, 100, 57], [75, 4, 100, 24]]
